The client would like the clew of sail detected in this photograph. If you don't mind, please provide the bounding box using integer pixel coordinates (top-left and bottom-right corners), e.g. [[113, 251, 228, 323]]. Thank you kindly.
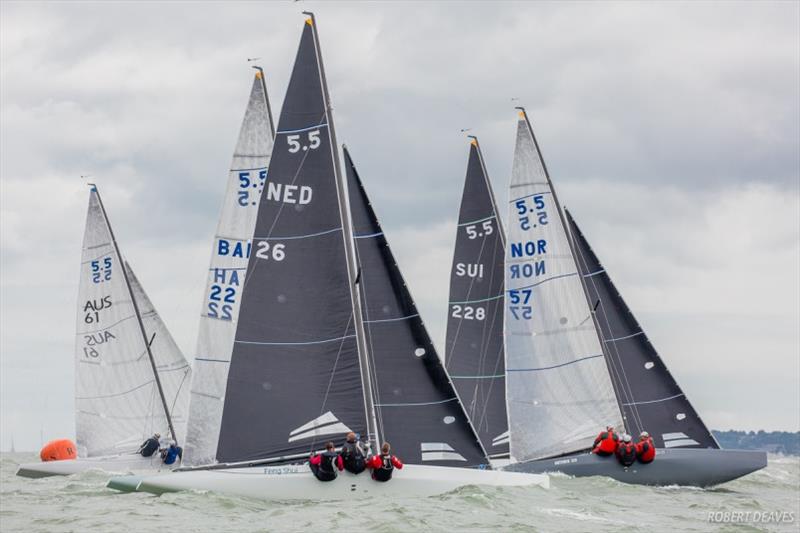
[[75, 189, 190, 457], [184, 71, 276, 466], [216, 19, 367, 464], [344, 147, 488, 467], [445, 139, 509, 460], [505, 111, 624, 463], [566, 210, 719, 449]]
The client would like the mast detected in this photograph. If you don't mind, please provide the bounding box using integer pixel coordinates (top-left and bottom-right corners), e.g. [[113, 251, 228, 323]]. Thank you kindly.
[[89, 184, 178, 445], [303, 12, 381, 452], [514, 107, 628, 435]]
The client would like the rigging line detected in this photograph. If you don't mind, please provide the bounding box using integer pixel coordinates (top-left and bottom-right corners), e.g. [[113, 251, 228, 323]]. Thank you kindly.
[[309, 312, 354, 454], [168, 366, 192, 421], [238, 109, 325, 297], [572, 235, 643, 433]]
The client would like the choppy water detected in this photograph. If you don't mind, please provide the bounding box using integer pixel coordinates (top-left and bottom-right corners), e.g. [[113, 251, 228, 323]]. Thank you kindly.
[[1, 453, 798, 532]]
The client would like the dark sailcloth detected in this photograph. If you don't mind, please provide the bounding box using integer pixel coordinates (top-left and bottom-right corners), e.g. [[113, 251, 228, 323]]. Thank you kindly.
[[344, 147, 488, 467], [445, 140, 509, 459], [567, 209, 719, 449], [217, 21, 366, 463]]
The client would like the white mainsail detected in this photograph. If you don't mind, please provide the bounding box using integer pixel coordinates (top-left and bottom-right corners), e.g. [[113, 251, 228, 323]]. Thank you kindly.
[[184, 71, 275, 466], [505, 110, 624, 462], [75, 189, 191, 457]]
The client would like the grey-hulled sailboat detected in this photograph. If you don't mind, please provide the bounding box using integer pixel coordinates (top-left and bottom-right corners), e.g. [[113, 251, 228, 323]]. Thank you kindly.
[[501, 108, 766, 486], [445, 137, 509, 463]]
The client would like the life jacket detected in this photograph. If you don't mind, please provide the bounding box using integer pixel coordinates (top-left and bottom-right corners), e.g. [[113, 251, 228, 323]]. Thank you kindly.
[[341, 441, 366, 474], [616, 442, 637, 467], [139, 438, 159, 458], [593, 430, 618, 456], [371, 454, 394, 482], [162, 445, 180, 465], [311, 451, 339, 482], [636, 438, 656, 464]]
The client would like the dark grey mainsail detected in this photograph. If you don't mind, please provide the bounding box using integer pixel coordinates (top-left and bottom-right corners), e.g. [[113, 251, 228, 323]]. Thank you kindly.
[[216, 19, 366, 463], [445, 139, 509, 459], [566, 209, 719, 449], [344, 147, 487, 467]]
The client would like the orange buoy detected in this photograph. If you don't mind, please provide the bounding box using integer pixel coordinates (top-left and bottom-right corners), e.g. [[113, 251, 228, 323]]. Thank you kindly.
[[39, 439, 78, 462]]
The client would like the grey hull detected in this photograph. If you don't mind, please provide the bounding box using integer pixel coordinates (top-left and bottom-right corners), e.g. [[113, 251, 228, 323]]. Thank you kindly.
[[504, 448, 767, 487]]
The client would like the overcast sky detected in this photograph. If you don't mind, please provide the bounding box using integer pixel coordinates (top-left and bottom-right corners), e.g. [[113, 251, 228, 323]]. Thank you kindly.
[[1, 1, 798, 451]]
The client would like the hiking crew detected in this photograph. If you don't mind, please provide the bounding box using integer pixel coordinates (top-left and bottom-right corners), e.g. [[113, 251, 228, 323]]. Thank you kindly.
[[138, 433, 161, 458], [636, 431, 656, 464], [616, 434, 637, 467], [592, 426, 619, 456], [309, 442, 343, 482], [366, 442, 403, 482], [340, 432, 367, 474]]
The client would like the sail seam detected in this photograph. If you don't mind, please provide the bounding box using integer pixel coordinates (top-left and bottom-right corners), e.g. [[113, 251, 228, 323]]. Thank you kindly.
[[276, 122, 329, 135], [508, 353, 604, 372], [457, 214, 496, 227], [375, 397, 458, 407], [354, 231, 383, 239], [235, 334, 356, 346], [363, 313, 419, 324], [451, 374, 505, 379], [603, 331, 644, 342], [449, 293, 503, 305], [194, 357, 231, 363], [253, 226, 341, 240], [76, 314, 137, 334], [508, 190, 552, 202], [508, 271, 578, 292], [622, 393, 685, 406], [76, 379, 154, 400]]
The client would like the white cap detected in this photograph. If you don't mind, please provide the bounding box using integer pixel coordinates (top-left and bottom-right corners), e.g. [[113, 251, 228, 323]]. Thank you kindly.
[[623, 434, 632, 443], [640, 431, 650, 438]]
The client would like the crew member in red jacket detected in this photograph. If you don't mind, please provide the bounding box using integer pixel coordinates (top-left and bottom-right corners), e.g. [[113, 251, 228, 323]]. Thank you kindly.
[[635, 431, 656, 464], [366, 442, 403, 482], [309, 441, 344, 482], [592, 425, 619, 456], [616, 434, 637, 467]]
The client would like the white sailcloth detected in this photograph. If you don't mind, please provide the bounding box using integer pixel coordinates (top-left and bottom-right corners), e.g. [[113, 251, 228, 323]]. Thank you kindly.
[[184, 72, 275, 466], [505, 112, 624, 462], [75, 190, 191, 457]]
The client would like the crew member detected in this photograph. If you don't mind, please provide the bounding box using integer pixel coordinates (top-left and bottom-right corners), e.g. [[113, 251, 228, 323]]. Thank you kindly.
[[161, 441, 183, 465], [592, 426, 619, 456], [138, 433, 160, 458], [366, 442, 403, 482], [635, 431, 656, 464], [340, 432, 367, 474], [309, 442, 343, 482], [616, 434, 637, 467]]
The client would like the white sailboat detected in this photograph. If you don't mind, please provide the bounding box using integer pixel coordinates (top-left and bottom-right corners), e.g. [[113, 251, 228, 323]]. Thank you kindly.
[[113, 14, 547, 499], [17, 186, 191, 478]]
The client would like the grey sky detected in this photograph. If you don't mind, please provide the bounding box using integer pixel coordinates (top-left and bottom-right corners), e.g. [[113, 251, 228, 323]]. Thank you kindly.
[[1, 1, 798, 451]]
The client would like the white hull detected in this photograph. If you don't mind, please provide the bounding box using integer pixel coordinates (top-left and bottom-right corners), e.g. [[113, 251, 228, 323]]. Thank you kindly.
[[16, 454, 177, 479], [131, 464, 548, 500]]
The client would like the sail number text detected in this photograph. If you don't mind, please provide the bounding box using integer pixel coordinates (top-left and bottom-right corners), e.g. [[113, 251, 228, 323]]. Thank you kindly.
[[286, 130, 321, 153], [508, 289, 533, 320], [451, 305, 485, 321], [515, 194, 549, 231], [464, 219, 494, 240], [238, 169, 267, 207], [90, 257, 113, 284]]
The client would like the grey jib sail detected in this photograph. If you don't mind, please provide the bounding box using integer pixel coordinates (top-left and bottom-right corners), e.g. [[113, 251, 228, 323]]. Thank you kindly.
[[216, 20, 366, 463], [566, 209, 719, 449], [344, 147, 487, 467], [445, 139, 509, 459]]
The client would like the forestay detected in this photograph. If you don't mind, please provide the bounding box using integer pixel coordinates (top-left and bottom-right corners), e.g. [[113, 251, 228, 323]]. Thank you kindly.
[[505, 110, 623, 462], [76, 189, 191, 457], [445, 139, 509, 460], [185, 71, 275, 466], [566, 210, 719, 450], [216, 20, 367, 463], [345, 147, 487, 467]]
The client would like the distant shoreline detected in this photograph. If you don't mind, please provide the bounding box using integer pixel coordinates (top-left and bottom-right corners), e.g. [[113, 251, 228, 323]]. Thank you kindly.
[[713, 430, 800, 456]]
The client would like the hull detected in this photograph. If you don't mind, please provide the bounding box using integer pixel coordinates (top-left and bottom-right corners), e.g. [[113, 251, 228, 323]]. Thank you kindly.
[[16, 454, 175, 479], [503, 448, 767, 487], [121, 463, 549, 500]]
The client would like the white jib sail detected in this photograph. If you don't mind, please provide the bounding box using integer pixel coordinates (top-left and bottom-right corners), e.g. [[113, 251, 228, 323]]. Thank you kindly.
[[184, 72, 275, 466], [505, 112, 624, 462], [75, 190, 191, 457]]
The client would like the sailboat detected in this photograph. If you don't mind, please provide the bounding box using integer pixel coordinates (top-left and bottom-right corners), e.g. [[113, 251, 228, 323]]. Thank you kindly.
[[183, 67, 276, 467], [116, 14, 547, 499], [17, 186, 191, 478], [499, 108, 767, 486], [445, 137, 510, 465]]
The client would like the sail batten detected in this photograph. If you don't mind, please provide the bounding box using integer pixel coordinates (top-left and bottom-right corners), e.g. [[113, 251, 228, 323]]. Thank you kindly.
[[184, 70, 276, 466], [504, 112, 624, 463], [445, 139, 509, 459]]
